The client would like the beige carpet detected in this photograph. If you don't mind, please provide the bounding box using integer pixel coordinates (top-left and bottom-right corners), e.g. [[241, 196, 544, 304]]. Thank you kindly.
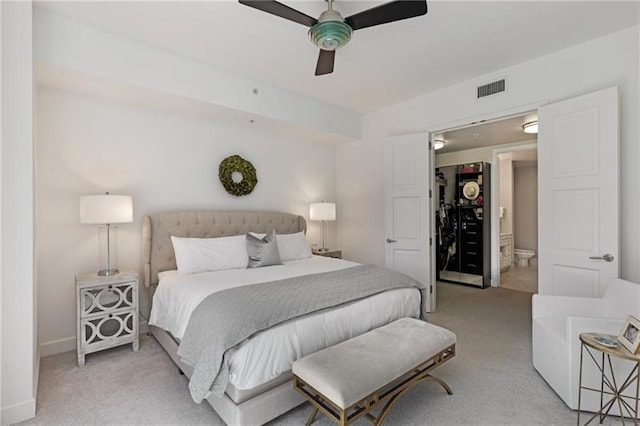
[[21, 282, 620, 425]]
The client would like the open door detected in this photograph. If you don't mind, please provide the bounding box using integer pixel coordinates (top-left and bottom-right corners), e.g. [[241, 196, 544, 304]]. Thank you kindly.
[[538, 86, 619, 297], [384, 134, 432, 315]]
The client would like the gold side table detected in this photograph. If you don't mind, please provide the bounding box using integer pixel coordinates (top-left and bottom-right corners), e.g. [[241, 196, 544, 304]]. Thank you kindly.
[[578, 333, 640, 425]]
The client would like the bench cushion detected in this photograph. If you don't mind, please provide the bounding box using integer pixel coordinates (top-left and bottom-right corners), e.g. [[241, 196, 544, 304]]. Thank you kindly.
[[292, 317, 456, 408]]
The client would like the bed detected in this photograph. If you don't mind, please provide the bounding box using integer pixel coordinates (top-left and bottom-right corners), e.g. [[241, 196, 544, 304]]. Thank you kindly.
[[143, 210, 425, 425]]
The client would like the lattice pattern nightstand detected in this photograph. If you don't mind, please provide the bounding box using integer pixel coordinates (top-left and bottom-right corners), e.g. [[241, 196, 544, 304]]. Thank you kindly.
[[76, 271, 139, 366]]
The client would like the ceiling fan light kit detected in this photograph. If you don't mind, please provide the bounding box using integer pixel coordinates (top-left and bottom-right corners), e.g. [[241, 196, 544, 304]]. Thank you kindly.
[[239, 0, 428, 76], [309, 19, 352, 51]]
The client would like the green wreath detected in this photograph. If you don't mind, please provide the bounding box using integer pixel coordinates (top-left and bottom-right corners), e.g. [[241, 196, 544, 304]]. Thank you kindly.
[[218, 155, 258, 196]]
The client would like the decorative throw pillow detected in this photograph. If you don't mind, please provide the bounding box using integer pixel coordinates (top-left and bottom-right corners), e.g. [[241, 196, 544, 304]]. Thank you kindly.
[[171, 234, 248, 274], [246, 230, 282, 268]]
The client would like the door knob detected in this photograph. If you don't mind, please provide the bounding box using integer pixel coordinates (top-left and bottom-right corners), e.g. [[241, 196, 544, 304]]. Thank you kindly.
[[386, 238, 397, 243], [589, 253, 614, 262]]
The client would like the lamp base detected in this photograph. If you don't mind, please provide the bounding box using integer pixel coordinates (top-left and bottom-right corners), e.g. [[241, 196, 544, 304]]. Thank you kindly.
[[98, 268, 120, 276]]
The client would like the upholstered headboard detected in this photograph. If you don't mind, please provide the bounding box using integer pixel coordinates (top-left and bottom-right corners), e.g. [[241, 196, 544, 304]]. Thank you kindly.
[[141, 210, 307, 287]]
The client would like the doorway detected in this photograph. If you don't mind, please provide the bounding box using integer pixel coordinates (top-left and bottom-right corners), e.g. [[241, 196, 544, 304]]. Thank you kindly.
[[433, 113, 539, 293], [494, 147, 538, 293]]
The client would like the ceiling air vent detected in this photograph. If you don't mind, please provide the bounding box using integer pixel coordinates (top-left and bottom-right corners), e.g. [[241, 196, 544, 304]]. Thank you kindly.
[[477, 79, 505, 98]]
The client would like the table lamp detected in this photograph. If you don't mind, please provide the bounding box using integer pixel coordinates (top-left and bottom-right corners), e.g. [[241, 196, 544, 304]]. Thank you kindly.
[[80, 193, 133, 276], [310, 202, 336, 252]]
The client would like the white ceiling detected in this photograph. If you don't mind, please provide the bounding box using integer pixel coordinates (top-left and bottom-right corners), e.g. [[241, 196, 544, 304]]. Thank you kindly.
[[37, 1, 639, 114], [436, 114, 537, 153]]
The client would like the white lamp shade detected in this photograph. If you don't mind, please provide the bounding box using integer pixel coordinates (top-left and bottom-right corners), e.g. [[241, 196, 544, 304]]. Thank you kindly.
[[80, 194, 133, 224], [310, 202, 336, 221]]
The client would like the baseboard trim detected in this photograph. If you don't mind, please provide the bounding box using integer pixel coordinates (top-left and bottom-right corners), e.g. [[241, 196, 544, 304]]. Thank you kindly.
[[39, 336, 75, 357], [40, 318, 149, 357], [139, 317, 149, 334], [1, 397, 36, 425], [34, 349, 41, 400]]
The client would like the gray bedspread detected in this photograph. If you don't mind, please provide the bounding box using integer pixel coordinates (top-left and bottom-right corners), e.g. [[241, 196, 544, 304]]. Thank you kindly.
[[176, 264, 422, 403]]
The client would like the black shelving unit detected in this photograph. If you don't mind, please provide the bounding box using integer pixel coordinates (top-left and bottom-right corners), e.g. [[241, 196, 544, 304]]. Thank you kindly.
[[436, 162, 491, 288]]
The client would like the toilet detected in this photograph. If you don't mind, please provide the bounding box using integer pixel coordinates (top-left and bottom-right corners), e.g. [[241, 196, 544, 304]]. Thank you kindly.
[[514, 249, 535, 267]]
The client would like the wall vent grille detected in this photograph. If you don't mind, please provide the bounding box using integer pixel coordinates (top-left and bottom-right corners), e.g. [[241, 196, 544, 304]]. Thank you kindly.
[[477, 79, 505, 98]]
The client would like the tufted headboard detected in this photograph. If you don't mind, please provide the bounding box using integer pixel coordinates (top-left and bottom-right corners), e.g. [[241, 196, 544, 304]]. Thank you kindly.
[[141, 210, 307, 287]]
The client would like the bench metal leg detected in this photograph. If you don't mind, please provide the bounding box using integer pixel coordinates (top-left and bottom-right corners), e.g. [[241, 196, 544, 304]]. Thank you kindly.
[[372, 373, 453, 425], [340, 410, 347, 426], [375, 387, 409, 425], [423, 374, 454, 395], [306, 406, 319, 426]]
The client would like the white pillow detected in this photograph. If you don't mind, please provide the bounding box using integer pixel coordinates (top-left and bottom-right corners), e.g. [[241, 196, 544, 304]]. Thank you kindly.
[[171, 235, 248, 274], [277, 231, 312, 261], [249, 231, 312, 261]]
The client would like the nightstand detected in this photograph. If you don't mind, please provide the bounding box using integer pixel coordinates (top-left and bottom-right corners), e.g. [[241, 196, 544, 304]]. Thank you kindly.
[[313, 249, 342, 259], [76, 271, 139, 366]]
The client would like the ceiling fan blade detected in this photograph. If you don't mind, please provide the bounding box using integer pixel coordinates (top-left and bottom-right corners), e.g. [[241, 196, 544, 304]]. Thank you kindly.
[[345, 0, 427, 31], [315, 49, 335, 76], [238, 1, 317, 27]]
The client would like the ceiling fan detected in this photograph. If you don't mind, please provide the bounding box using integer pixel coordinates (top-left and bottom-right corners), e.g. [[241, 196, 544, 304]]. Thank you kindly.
[[238, 0, 428, 76]]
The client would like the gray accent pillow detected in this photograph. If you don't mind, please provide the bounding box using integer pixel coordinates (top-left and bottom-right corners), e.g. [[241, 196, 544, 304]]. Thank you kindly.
[[246, 230, 282, 268]]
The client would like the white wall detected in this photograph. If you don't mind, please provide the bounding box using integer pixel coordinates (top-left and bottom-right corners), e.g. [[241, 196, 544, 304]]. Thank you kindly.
[[436, 148, 492, 167], [0, 2, 37, 424], [36, 86, 338, 355], [338, 25, 640, 285], [513, 165, 538, 254], [34, 8, 360, 143]]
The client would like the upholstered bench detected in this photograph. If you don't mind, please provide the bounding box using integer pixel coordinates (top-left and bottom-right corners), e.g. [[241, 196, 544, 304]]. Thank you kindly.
[[292, 317, 456, 426]]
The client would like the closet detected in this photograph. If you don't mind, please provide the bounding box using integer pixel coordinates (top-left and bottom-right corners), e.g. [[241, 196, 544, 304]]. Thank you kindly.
[[436, 162, 491, 288]]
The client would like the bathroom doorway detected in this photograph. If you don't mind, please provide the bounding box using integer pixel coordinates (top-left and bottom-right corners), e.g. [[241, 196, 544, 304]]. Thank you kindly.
[[494, 147, 538, 293], [433, 112, 539, 293]]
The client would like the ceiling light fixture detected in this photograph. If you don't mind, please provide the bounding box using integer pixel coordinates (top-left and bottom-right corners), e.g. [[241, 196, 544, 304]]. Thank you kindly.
[[523, 121, 538, 134], [433, 140, 445, 150], [308, 1, 352, 51]]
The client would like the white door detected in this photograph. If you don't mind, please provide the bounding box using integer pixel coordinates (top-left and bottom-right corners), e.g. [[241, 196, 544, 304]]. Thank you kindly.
[[384, 134, 432, 314], [538, 86, 619, 297]]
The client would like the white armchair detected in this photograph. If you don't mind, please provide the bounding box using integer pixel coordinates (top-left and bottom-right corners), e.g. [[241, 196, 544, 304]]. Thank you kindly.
[[532, 278, 640, 412]]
